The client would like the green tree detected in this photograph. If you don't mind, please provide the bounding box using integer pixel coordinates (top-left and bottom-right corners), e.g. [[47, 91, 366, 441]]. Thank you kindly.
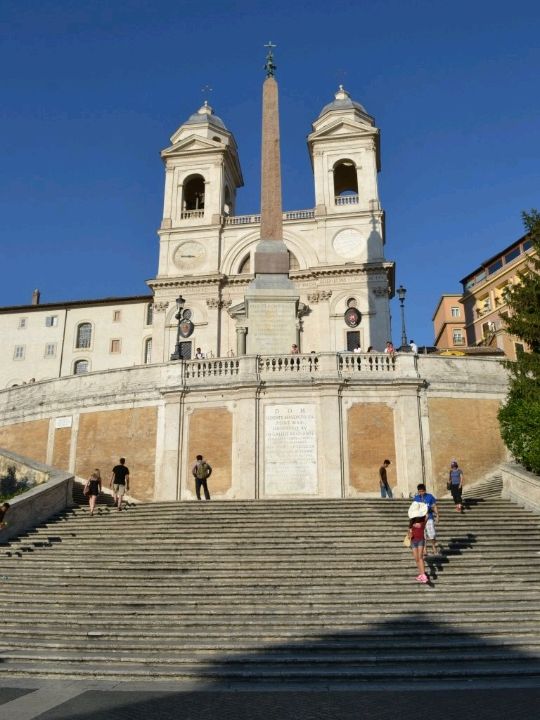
[[498, 210, 540, 473]]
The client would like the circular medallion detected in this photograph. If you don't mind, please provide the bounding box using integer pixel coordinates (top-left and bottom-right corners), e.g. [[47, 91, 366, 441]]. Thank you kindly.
[[344, 307, 362, 328], [333, 229, 363, 259], [173, 241, 206, 270]]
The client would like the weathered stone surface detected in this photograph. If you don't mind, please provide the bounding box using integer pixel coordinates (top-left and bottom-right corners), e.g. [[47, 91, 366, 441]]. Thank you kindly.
[[0, 419, 49, 464], [347, 403, 396, 494], [186, 407, 232, 498], [75, 407, 158, 502], [428, 397, 507, 496]]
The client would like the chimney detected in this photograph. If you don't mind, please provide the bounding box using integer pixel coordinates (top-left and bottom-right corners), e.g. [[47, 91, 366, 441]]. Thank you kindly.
[[32, 289, 40, 305]]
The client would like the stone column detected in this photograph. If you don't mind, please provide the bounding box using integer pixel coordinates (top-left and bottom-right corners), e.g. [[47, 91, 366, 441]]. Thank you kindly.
[[236, 326, 247, 356]]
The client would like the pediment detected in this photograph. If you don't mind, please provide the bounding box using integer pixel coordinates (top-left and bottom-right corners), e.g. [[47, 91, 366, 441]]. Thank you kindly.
[[161, 136, 223, 157], [309, 119, 376, 142]]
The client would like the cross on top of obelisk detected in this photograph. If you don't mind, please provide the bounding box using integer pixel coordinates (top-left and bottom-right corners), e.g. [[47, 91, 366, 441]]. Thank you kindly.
[[264, 41, 277, 77]]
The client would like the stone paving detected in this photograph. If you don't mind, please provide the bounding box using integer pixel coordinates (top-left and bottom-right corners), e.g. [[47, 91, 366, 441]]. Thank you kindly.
[[1, 682, 540, 720]]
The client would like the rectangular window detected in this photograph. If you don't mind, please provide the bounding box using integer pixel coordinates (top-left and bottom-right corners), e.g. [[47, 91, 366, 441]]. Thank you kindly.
[[13, 345, 25, 360], [145, 304, 153, 326], [18, 317, 27, 329], [44, 343, 57, 358], [45, 315, 58, 327], [346, 331, 360, 352], [488, 259, 503, 275], [113, 310, 121, 322], [504, 247, 520, 264], [110, 339, 121, 353], [452, 331, 464, 345], [515, 343, 525, 355], [451, 307, 460, 318], [523, 239, 533, 251]]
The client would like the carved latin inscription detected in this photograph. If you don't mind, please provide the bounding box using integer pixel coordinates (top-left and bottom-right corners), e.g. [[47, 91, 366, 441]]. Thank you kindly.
[[264, 404, 318, 495]]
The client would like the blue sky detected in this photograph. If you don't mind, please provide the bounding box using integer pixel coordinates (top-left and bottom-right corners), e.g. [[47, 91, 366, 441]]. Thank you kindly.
[[1, 0, 539, 345]]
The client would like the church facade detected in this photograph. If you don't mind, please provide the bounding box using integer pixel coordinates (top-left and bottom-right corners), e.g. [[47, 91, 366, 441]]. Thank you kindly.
[[0, 76, 509, 502], [0, 86, 393, 388]]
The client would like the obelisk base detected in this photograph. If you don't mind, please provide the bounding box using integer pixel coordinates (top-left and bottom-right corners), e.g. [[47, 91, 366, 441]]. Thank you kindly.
[[245, 276, 299, 355]]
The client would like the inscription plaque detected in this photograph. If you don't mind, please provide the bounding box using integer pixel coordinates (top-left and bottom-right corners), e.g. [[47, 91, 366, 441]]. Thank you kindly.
[[264, 404, 318, 495], [247, 300, 297, 354]]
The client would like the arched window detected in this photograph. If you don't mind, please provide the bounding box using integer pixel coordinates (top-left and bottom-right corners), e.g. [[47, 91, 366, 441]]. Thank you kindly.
[[74, 359, 89, 375], [144, 338, 152, 364], [333, 160, 358, 199], [183, 174, 205, 211], [76, 323, 92, 349], [238, 254, 251, 274]]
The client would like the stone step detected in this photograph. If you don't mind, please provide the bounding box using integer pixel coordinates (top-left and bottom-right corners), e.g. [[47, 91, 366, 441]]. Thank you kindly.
[[0, 576, 536, 591], [2, 645, 539, 666], [2, 622, 539, 639], [1, 659, 539, 682], [2, 590, 540, 607], [2, 631, 538, 649], [2, 493, 539, 683]]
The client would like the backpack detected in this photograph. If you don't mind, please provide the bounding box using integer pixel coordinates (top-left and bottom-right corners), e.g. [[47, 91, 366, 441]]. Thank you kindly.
[[195, 462, 208, 480]]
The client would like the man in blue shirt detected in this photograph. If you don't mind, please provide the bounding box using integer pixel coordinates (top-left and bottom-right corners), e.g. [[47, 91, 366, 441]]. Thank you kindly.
[[414, 483, 440, 556]]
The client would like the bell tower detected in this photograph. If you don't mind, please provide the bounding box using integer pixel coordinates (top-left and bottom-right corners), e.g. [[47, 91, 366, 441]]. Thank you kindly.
[[148, 101, 243, 362], [308, 85, 381, 219], [156, 101, 243, 279]]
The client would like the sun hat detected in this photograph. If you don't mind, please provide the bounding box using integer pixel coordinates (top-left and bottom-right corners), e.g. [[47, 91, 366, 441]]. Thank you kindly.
[[408, 501, 428, 519]]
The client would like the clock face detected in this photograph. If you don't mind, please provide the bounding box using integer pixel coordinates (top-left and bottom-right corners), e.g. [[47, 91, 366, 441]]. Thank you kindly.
[[333, 229, 363, 259], [173, 241, 206, 270]]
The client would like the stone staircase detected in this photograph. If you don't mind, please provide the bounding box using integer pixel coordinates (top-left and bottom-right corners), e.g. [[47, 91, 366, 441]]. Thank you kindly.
[[0, 488, 539, 687]]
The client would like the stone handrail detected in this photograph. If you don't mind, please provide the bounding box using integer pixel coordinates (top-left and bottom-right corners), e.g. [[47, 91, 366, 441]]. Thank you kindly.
[[501, 462, 540, 514], [0, 448, 74, 543]]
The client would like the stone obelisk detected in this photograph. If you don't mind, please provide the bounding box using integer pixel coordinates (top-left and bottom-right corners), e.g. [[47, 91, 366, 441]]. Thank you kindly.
[[245, 43, 299, 354]]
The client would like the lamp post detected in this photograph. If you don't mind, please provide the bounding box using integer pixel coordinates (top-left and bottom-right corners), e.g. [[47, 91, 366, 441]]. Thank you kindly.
[[396, 284, 409, 351], [170, 295, 186, 361]]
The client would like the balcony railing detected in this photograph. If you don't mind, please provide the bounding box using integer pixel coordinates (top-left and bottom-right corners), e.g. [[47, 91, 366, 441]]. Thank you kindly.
[[224, 209, 315, 226], [174, 352, 413, 386], [180, 210, 204, 220], [335, 195, 359, 206]]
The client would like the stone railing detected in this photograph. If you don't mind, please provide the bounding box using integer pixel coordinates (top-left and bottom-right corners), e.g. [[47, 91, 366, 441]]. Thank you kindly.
[[501, 462, 540, 514], [177, 352, 413, 386], [258, 354, 320, 375], [340, 353, 396, 373], [335, 195, 359, 206], [183, 358, 241, 379], [180, 210, 204, 220], [224, 209, 315, 226], [0, 448, 74, 542]]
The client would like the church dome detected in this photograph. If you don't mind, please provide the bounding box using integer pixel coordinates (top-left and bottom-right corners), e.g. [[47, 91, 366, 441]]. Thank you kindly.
[[318, 85, 368, 118], [184, 101, 227, 130]]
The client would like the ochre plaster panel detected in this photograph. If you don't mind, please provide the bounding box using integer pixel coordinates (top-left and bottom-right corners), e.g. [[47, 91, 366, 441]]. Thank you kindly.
[[76, 407, 157, 501], [348, 403, 396, 492], [428, 398, 506, 495], [0, 420, 49, 464], [52, 427, 71, 471], [187, 407, 232, 496]]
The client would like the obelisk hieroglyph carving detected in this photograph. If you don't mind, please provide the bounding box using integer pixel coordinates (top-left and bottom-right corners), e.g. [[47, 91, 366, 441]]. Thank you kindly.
[[245, 43, 299, 354]]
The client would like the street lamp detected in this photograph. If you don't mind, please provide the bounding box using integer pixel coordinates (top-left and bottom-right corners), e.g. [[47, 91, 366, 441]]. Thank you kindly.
[[170, 295, 186, 361], [396, 284, 409, 350]]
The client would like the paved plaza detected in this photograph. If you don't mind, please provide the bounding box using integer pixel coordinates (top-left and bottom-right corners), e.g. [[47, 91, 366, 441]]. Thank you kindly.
[[1, 681, 539, 720]]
